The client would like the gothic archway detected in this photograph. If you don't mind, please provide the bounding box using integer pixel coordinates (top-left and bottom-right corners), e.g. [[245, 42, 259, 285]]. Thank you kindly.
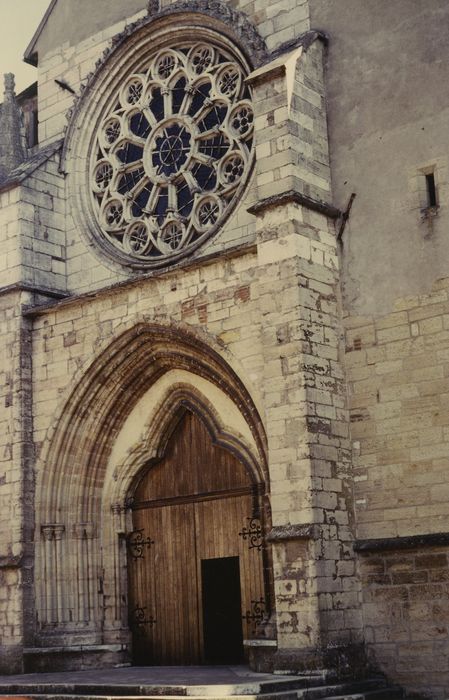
[[34, 324, 271, 662]]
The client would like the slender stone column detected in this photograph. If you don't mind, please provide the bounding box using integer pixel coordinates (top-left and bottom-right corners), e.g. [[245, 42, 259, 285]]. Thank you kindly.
[[41, 524, 65, 624], [110, 503, 127, 625], [72, 522, 95, 624]]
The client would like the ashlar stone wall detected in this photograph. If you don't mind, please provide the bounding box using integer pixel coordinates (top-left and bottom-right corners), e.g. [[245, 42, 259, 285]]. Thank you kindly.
[[360, 545, 449, 700], [346, 278, 449, 539], [0, 288, 34, 673], [345, 277, 449, 698], [0, 169, 65, 670]]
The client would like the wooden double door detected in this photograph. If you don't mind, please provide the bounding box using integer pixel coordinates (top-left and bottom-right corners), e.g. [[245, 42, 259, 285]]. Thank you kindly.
[[127, 410, 266, 665]]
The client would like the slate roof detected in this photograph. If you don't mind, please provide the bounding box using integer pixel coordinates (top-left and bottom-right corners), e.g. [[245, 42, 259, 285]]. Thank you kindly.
[[0, 139, 63, 194]]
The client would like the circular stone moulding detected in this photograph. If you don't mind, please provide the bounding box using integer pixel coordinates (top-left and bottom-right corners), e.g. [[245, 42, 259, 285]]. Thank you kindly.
[[86, 37, 255, 268]]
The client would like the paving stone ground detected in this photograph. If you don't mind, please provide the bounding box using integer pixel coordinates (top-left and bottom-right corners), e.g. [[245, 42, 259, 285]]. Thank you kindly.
[[0, 666, 292, 687]]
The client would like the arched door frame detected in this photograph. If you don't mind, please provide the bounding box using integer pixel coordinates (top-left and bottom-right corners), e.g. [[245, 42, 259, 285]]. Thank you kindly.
[[103, 383, 273, 646], [124, 398, 270, 663], [34, 324, 273, 655]]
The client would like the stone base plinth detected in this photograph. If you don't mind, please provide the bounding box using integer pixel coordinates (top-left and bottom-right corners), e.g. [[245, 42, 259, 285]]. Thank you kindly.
[[23, 644, 130, 672], [271, 643, 369, 680], [244, 639, 278, 672]]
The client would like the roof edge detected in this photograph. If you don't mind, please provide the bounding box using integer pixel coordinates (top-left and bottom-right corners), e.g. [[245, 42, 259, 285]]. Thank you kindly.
[[0, 139, 63, 195], [23, 0, 58, 67]]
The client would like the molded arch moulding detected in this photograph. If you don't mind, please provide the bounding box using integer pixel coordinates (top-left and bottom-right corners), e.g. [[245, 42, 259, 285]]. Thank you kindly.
[[36, 322, 268, 527]]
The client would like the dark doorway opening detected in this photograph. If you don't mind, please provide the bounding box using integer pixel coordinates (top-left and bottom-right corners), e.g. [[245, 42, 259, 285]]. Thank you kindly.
[[201, 556, 244, 664]]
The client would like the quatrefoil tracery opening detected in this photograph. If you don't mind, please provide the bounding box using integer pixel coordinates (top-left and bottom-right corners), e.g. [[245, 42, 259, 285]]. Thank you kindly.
[[90, 42, 254, 266]]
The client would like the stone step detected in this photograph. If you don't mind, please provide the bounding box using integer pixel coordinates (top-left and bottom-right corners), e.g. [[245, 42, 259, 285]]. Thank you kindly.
[[0, 692, 306, 700], [0, 674, 404, 700], [0, 696, 300, 700], [0, 691, 405, 700], [0, 676, 327, 698], [0, 695, 306, 700], [0, 682, 404, 700], [321, 689, 404, 700], [297, 679, 403, 700]]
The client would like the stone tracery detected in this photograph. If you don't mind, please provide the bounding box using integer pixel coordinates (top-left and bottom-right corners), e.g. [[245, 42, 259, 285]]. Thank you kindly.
[[90, 43, 254, 265]]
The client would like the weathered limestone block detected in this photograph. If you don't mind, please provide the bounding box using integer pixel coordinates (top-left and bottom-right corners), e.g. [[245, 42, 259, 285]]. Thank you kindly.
[[0, 566, 23, 673], [357, 541, 449, 698], [0, 290, 35, 673]]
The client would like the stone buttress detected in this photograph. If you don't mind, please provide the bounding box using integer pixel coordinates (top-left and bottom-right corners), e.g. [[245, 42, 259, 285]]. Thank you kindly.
[[247, 34, 365, 672]]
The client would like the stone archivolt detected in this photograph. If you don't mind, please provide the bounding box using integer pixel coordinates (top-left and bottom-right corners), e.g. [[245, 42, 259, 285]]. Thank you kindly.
[[34, 324, 267, 640]]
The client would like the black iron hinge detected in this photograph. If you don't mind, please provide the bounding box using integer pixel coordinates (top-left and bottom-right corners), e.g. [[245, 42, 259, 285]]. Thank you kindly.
[[127, 529, 154, 560]]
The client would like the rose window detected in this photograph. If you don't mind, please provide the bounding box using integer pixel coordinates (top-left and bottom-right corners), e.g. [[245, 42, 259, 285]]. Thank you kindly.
[[89, 42, 254, 266]]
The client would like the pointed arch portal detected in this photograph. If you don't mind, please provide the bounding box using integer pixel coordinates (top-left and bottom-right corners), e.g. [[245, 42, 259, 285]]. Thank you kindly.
[[128, 408, 266, 664], [35, 324, 271, 665]]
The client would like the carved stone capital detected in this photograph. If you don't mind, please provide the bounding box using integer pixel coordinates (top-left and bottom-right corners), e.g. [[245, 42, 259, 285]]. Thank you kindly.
[[41, 524, 65, 541], [111, 502, 126, 516]]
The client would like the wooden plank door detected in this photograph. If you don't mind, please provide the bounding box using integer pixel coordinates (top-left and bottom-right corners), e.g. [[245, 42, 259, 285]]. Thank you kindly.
[[127, 409, 267, 665], [128, 502, 200, 664]]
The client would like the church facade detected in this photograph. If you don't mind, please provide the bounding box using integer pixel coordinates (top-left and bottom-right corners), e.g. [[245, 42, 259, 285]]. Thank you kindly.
[[0, 1, 448, 698]]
